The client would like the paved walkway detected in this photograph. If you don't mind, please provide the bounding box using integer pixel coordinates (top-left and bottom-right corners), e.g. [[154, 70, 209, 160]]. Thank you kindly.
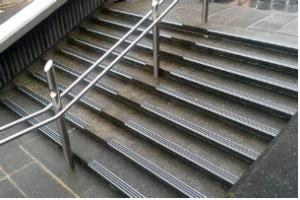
[[105, 0, 298, 48]]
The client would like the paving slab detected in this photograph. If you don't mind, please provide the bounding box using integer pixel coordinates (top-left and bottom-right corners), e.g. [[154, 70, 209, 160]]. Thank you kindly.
[[0, 178, 25, 198]]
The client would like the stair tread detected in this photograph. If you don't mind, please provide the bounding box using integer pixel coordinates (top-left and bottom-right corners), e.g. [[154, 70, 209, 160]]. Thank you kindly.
[[88, 160, 145, 198], [92, 12, 298, 70], [125, 120, 239, 185], [108, 139, 206, 198]]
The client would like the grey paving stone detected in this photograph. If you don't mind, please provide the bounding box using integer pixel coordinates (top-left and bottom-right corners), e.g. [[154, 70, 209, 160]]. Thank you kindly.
[[0, 141, 33, 174], [10, 163, 75, 198], [0, 179, 25, 198]]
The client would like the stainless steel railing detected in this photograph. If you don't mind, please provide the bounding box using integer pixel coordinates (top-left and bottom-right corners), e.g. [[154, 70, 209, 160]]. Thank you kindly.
[[0, 0, 179, 170]]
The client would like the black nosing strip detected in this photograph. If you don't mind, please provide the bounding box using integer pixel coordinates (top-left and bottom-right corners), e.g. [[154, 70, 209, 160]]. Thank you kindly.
[[17, 86, 89, 130], [170, 70, 297, 117], [94, 18, 172, 39], [157, 85, 280, 138], [108, 139, 206, 198], [84, 27, 153, 51], [195, 42, 297, 71], [31, 72, 104, 113], [60, 48, 134, 80], [142, 102, 260, 161], [88, 160, 145, 198], [2, 98, 61, 145], [125, 120, 239, 185], [73, 38, 148, 66], [52, 61, 119, 95], [106, 8, 183, 27], [183, 56, 297, 93]]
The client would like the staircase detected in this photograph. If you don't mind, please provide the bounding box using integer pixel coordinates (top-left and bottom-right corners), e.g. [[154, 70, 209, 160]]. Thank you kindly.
[[0, 3, 297, 198]]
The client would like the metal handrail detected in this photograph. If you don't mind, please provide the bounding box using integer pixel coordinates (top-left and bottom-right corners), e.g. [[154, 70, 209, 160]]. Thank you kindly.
[[0, 4, 154, 133], [0, 0, 179, 144]]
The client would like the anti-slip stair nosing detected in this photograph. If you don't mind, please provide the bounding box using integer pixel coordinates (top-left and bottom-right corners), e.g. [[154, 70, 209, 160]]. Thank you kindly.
[[92, 17, 172, 39], [2, 98, 61, 145], [17, 85, 89, 130], [30, 72, 105, 113], [142, 102, 260, 161], [125, 120, 239, 185], [170, 70, 297, 117], [195, 42, 297, 71], [157, 85, 280, 138], [108, 139, 205, 198], [88, 160, 145, 198], [105, 8, 183, 27], [73, 38, 148, 66], [59, 48, 135, 80], [52, 61, 119, 96], [183, 57, 297, 94]]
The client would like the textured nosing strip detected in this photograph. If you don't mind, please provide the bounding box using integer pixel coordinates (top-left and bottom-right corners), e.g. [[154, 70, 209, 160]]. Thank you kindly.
[[94, 18, 172, 39], [52, 61, 119, 95], [17, 86, 89, 130], [170, 70, 297, 117], [31, 72, 105, 112], [195, 42, 297, 70], [142, 102, 260, 161], [2, 99, 61, 145], [183, 56, 297, 93], [157, 85, 280, 138], [73, 38, 148, 66], [125, 120, 239, 185], [88, 160, 144, 198], [108, 140, 206, 198], [60, 48, 134, 80]]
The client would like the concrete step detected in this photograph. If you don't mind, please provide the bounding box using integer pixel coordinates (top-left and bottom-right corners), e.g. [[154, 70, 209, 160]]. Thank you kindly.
[[91, 11, 298, 75], [26, 64, 268, 163], [64, 33, 297, 119], [47, 46, 290, 137], [108, 139, 206, 198], [78, 22, 298, 96], [1, 90, 183, 198]]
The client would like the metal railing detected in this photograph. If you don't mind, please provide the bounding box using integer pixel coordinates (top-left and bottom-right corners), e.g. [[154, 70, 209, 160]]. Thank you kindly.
[[0, 0, 179, 170]]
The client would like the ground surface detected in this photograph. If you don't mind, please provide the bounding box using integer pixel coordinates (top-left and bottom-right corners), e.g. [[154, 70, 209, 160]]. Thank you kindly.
[[106, 0, 298, 47]]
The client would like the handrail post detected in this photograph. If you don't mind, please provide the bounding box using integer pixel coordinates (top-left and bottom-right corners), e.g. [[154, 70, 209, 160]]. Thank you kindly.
[[44, 60, 75, 171], [152, 0, 160, 78], [202, 0, 209, 24]]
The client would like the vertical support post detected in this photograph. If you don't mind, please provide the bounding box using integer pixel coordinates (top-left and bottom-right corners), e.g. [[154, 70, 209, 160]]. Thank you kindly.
[[202, 0, 209, 24], [44, 60, 75, 171], [152, 0, 160, 78]]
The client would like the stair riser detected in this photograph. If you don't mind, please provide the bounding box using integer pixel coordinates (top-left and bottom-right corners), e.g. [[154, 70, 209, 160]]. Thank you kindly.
[[64, 39, 293, 119], [90, 20, 297, 76], [75, 30, 297, 98], [101, 8, 298, 55]]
